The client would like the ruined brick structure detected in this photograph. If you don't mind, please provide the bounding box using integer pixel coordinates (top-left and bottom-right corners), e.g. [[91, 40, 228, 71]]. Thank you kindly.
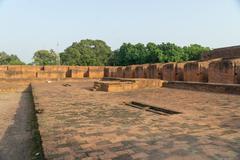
[[1, 46, 240, 85], [202, 45, 240, 60]]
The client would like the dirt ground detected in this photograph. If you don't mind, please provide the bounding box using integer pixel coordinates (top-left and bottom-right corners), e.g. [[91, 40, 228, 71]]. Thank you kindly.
[[32, 80, 240, 160], [0, 88, 34, 160]]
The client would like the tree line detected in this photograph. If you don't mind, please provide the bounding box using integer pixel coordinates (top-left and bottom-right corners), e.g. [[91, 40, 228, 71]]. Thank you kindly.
[[0, 39, 210, 66]]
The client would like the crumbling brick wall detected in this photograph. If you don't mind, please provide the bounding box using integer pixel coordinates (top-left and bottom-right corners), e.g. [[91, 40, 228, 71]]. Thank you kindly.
[[88, 66, 105, 79], [124, 65, 137, 78], [37, 71, 66, 79], [202, 46, 240, 60], [104, 66, 118, 78], [134, 64, 149, 78], [68, 66, 89, 77], [175, 63, 186, 81], [0, 65, 8, 71], [116, 67, 125, 78], [162, 63, 177, 81], [184, 61, 209, 82], [208, 58, 240, 84], [147, 63, 163, 79]]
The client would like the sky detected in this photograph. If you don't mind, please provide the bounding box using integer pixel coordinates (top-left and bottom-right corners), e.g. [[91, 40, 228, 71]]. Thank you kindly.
[[0, 0, 240, 63]]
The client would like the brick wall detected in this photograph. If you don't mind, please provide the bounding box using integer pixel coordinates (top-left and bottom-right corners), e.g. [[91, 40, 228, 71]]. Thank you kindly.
[[162, 63, 176, 81], [208, 58, 240, 84], [124, 65, 137, 78], [88, 66, 105, 79], [134, 64, 149, 78], [202, 46, 240, 60], [183, 61, 209, 82], [1, 57, 240, 84], [175, 63, 185, 81], [147, 63, 163, 79]]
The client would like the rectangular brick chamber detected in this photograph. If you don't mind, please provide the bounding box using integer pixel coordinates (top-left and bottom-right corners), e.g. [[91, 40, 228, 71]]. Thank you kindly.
[[93, 78, 164, 92]]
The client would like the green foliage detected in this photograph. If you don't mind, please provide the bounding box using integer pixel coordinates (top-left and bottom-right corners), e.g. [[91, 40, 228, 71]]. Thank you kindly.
[[60, 39, 112, 66], [108, 43, 210, 66], [183, 44, 210, 61], [33, 49, 59, 65], [0, 51, 25, 65]]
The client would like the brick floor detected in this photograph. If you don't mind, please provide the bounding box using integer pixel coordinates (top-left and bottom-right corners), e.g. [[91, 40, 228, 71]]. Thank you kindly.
[[32, 80, 240, 160]]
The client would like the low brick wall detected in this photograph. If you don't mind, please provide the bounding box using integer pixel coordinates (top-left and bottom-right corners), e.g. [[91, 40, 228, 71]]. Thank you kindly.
[[93, 78, 164, 92], [37, 71, 66, 79], [0, 65, 8, 71], [162, 63, 176, 81], [124, 65, 137, 78], [43, 65, 69, 72], [0, 71, 36, 79], [202, 46, 240, 60], [1, 56, 240, 85], [175, 63, 185, 81], [88, 66, 104, 79], [69, 70, 84, 78], [134, 64, 149, 78], [163, 81, 240, 95], [69, 66, 89, 77], [183, 61, 209, 82], [208, 58, 240, 84], [7, 65, 42, 72], [147, 63, 163, 79], [104, 66, 118, 77], [116, 67, 125, 78]]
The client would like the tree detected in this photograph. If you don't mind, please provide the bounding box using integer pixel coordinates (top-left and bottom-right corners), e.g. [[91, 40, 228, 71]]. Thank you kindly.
[[0, 51, 25, 65], [183, 44, 210, 61], [146, 42, 163, 63], [60, 39, 112, 66], [33, 49, 59, 65], [158, 43, 185, 62], [108, 42, 211, 66]]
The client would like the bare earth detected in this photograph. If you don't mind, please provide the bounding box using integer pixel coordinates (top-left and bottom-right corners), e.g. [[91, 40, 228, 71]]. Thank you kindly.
[[32, 80, 240, 160], [0, 89, 34, 160]]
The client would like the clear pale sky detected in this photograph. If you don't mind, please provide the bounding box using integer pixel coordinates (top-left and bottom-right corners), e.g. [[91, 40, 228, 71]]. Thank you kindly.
[[0, 0, 240, 63]]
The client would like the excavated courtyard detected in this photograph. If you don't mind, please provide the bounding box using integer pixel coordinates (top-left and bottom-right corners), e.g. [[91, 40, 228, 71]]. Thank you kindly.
[[0, 80, 240, 160], [34, 80, 240, 159]]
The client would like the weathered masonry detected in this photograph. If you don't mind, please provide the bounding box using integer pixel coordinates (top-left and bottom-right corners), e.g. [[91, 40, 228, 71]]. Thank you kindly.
[[1, 46, 240, 85]]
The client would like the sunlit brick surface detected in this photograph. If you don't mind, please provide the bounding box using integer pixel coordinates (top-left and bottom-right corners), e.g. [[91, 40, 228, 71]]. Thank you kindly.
[[32, 80, 240, 160]]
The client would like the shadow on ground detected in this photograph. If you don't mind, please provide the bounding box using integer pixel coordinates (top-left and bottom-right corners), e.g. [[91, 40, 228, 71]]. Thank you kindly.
[[0, 87, 44, 160]]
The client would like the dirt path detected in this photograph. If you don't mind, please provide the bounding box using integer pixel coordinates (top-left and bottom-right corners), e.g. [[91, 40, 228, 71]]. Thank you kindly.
[[0, 91, 34, 160]]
